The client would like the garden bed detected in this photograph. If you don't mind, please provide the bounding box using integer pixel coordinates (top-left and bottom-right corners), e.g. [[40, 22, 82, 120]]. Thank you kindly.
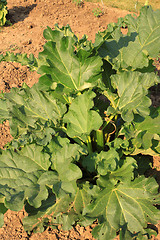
[[0, 1, 160, 239]]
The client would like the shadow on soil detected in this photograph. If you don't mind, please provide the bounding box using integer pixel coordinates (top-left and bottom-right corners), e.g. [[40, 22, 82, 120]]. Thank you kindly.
[[8, 4, 37, 24]]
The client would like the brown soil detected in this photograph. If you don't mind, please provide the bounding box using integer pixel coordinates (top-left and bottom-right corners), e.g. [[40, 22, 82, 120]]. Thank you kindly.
[[0, 0, 160, 239]]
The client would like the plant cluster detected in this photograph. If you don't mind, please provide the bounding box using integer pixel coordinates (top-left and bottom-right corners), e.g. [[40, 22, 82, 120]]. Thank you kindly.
[[72, 0, 84, 7], [0, 0, 8, 26], [0, 6, 160, 240], [92, 7, 103, 17]]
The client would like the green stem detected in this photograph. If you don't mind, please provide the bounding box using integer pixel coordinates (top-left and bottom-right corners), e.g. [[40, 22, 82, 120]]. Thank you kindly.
[[114, 114, 118, 122], [101, 115, 114, 131], [86, 135, 93, 154], [106, 133, 111, 143], [96, 129, 104, 151], [73, 136, 88, 151]]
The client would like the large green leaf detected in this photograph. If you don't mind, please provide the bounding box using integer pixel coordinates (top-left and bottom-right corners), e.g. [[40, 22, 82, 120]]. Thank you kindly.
[[125, 6, 160, 58], [4, 84, 66, 137], [134, 107, 160, 130], [18, 144, 51, 170], [99, 6, 160, 70], [105, 71, 159, 122], [99, 28, 138, 70], [97, 157, 137, 187], [63, 91, 103, 139], [0, 144, 51, 211], [37, 27, 102, 92], [84, 176, 160, 240], [48, 136, 84, 194]]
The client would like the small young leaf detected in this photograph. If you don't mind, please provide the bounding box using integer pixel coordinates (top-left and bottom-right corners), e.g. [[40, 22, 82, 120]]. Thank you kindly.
[[97, 149, 119, 175], [121, 107, 160, 155]]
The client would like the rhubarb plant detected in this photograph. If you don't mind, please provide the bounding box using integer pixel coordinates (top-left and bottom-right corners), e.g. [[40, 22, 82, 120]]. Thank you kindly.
[[0, 6, 160, 240]]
